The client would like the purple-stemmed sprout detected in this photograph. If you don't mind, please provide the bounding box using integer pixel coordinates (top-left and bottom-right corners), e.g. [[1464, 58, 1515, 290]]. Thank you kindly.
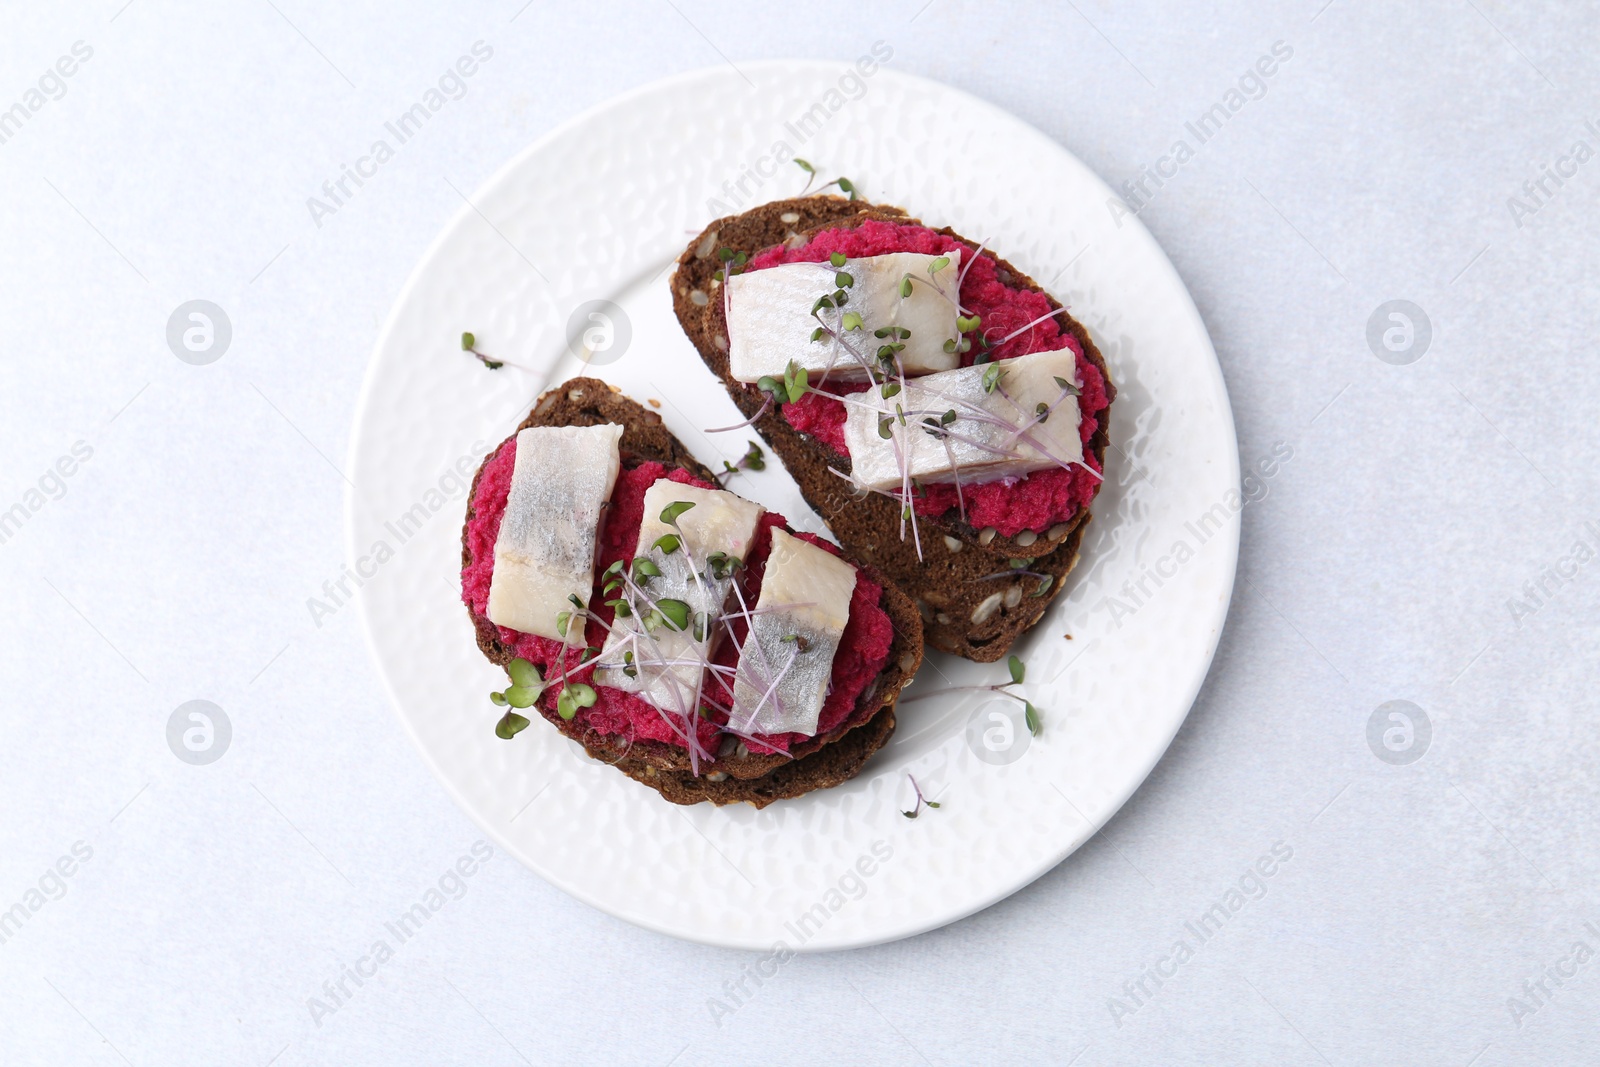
[[901, 774, 942, 819], [902, 654, 1043, 737]]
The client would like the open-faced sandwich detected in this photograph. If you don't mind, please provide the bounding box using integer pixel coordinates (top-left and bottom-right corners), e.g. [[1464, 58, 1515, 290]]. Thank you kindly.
[[460, 378, 923, 808], [670, 195, 1114, 662]]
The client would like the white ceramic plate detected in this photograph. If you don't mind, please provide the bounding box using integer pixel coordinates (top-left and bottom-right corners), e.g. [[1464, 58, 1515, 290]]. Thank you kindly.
[[347, 61, 1238, 951]]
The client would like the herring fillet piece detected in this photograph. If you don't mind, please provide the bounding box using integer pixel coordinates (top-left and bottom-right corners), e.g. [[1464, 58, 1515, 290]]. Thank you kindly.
[[592, 480, 765, 716], [726, 251, 962, 383], [730, 530, 857, 738], [485, 423, 623, 641], [840, 346, 1085, 491]]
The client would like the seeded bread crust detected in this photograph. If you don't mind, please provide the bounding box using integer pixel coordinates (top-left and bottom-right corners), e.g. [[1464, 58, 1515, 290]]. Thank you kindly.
[[670, 196, 1110, 661], [460, 377, 923, 807]]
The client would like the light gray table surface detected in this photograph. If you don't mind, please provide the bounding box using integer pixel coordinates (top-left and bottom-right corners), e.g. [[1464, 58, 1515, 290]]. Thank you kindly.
[[2, 2, 1596, 1064]]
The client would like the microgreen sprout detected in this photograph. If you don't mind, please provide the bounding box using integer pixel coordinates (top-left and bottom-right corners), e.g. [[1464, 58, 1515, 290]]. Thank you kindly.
[[555, 592, 589, 640], [795, 159, 858, 200], [555, 682, 597, 721], [715, 247, 749, 282], [981, 362, 1005, 394], [970, 559, 1056, 596], [716, 440, 766, 486], [461, 331, 503, 370], [756, 359, 810, 407], [901, 774, 941, 819], [901, 654, 1043, 736], [490, 658, 544, 739], [653, 598, 691, 632], [653, 533, 681, 555], [841, 310, 864, 332], [494, 712, 530, 739], [659, 500, 696, 525], [813, 176, 857, 200]]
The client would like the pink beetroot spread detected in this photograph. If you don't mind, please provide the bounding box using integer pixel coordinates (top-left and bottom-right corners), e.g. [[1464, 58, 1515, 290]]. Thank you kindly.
[[461, 436, 895, 758], [746, 219, 1110, 537]]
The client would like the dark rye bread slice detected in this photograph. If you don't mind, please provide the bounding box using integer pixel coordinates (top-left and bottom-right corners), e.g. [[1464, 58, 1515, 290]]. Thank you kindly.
[[670, 196, 1110, 662], [461, 377, 923, 808]]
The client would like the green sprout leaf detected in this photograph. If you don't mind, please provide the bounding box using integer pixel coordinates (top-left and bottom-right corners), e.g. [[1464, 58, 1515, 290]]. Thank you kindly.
[[956, 315, 981, 333], [782, 360, 809, 404], [841, 311, 864, 332], [460, 332, 475, 350], [830, 252, 847, 268], [794, 158, 815, 174], [503, 685, 538, 709], [659, 500, 696, 525], [555, 682, 597, 721], [507, 658, 540, 689], [555, 611, 571, 637], [878, 416, 894, 440], [837, 176, 856, 199], [489, 691, 508, 707], [1031, 575, 1055, 598], [555, 690, 577, 720], [632, 558, 662, 581], [1035, 401, 1050, 423], [1024, 701, 1041, 737], [654, 533, 681, 555], [930, 256, 950, 273], [982, 362, 1004, 394], [495, 711, 531, 739], [900, 276, 913, 298], [835, 271, 853, 288], [941, 409, 957, 426], [1008, 655, 1026, 685], [656, 598, 690, 631], [881, 382, 901, 399], [705, 552, 742, 581], [1054, 375, 1082, 396], [810, 325, 826, 343]]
